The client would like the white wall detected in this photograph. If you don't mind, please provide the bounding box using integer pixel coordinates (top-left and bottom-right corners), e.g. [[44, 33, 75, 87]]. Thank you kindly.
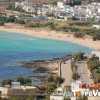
[[92, 25, 100, 29], [91, 51, 100, 60], [57, 2, 64, 8], [71, 82, 80, 92], [50, 95, 63, 100]]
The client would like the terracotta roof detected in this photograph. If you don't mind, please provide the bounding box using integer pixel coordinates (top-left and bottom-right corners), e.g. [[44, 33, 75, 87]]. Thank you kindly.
[[89, 83, 100, 90]]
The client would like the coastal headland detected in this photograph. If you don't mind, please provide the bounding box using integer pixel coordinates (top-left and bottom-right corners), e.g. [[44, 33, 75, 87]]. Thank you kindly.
[[22, 59, 61, 74], [0, 23, 100, 50]]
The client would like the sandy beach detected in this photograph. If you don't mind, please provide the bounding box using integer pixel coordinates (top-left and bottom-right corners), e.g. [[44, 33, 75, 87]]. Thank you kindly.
[[0, 23, 100, 50]]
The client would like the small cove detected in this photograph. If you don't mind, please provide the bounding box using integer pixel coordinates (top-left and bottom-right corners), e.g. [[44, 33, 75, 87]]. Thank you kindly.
[[0, 31, 91, 80]]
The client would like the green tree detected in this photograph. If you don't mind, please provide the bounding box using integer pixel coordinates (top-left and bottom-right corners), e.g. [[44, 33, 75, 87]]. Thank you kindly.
[[71, 16, 77, 20], [5, 16, 16, 22], [1, 78, 12, 86], [16, 76, 31, 85], [23, 77, 32, 85], [55, 76, 64, 84], [16, 76, 24, 85], [47, 75, 55, 83], [47, 86, 54, 94], [0, 21, 4, 26], [72, 52, 85, 61], [94, 74, 100, 83]]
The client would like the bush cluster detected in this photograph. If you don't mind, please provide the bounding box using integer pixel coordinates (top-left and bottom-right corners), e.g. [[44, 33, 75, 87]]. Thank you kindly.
[[3, 17, 100, 40], [25, 20, 80, 33], [15, 19, 25, 24], [16, 76, 32, 85], [0, 21, 4, 26], [1, 77, 32, 86], [87, 55, 99, 71], [5, 16, 16, 23]]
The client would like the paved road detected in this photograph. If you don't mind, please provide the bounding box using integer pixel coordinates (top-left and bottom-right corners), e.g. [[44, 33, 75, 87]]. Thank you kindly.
[[76, 61, 93, 85], [61, 60, 72, 87]]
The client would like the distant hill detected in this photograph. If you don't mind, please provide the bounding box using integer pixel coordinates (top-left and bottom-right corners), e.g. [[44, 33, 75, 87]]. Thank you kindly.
[[4, 0, 59, 5], [64, 0, 100, 6], [5, 0, 100, 4], [26, 0, 61, 4], [24, 0, 100, 5], [65, 0, 100, 3], [26, 0, 51, 4]]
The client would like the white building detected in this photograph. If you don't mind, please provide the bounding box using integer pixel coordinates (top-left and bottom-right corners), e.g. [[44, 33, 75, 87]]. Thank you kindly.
[[94, 16, 100, 22], [50, 94, 64, 100], [91, 51, 100, 60], [50, 81, 89, 100], [71, 81, 89, 96], [57, 2, 64, 8], [92, 25, 100, 29], [15, 1, 35, 12], [50, 87, 64, 100], [0, 85, 37, 98]]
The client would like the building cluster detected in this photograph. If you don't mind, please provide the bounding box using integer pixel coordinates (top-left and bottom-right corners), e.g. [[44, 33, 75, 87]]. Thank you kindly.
[[50, 81, 100, 100], [0, 82, 38, 99], [0, 81, 100, 100], [14, 0, 100, 22]]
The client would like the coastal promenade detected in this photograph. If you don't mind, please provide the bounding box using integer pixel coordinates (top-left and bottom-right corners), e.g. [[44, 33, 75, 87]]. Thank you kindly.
[[60, 60, 72, 87], [76, 61, 93, 85]]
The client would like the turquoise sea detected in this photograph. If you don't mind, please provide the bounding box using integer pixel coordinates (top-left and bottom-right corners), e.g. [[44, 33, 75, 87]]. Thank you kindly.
[[0, 31, 91, 80]]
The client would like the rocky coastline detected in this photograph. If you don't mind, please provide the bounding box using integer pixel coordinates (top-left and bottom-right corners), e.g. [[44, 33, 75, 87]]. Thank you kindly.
[[22, 57, 69, 74]]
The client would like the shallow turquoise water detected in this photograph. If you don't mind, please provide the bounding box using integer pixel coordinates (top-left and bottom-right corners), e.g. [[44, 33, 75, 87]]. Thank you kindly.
[[0, 31, 91, 80]]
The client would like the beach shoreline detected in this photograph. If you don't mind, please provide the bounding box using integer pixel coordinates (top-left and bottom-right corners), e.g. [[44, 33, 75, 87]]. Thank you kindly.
[[0, 23, 100, 50]]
